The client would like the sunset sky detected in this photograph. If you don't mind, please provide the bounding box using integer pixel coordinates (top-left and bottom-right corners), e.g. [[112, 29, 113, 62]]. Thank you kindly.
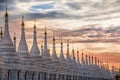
[[0, 0, 120, 69]]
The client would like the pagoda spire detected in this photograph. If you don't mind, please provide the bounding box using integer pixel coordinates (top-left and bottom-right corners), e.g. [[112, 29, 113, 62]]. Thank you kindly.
[[59, 36, 65, 61], [66, 40, 70, 58], [21, 16, 26, 41], [13, 32, 16, 52], [65, 40, 73, 67], [100, 61, 102, 68], [52, 33, 58, 60], [72, 48, 75, 61], [0, 27, 3, 39], [18, 16, 29, 53], [91, 55, 94, 65], [98, 59, 100, 67], [2, 4, 13, 43], [88, 55, 91, 65], [30, 20, 40, 57], [72, 48, 77, 65], [42, 27, 50, 57], [41, 43, 43, 56], [77, 50, 80, 65], [21, 16, 24, 27], [95, 57, 97, 65], [5, 3, 8, 17], [81, 50, 85, 64], [33, 20, 37, 43], [106, 61, 109, 69], [85, 55, 88, 64]]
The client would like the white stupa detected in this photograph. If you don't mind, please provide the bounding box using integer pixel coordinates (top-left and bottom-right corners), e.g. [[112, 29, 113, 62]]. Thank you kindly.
[[18, 16, 37, 80], [0, 5, 21, 80], [41, 27, 57, 79], [65, 40, 76, 79], [51, 34, 64, 74], [30, 20, 47, 72]]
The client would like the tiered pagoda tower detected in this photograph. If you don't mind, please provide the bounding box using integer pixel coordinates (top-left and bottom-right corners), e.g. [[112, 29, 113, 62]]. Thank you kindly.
[[0, 5, 21, 80]]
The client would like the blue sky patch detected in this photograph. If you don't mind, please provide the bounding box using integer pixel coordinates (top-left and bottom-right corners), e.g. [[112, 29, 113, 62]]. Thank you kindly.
[[31, 3, 54, 10]]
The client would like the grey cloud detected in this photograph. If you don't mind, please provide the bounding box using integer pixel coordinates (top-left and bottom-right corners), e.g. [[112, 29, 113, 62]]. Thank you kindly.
[[15, 1, 120, 20], [86, 47, 106, 51], [66, 2, 81, 10], [1, 0, 120, 44], [24, 26, 120, 44], [87, 34, 105, 38], [16, 0, 53, 2], [53, 26, 120, 43], [1, 0, 120, 21], [105, 27, 120, 33], [71, 38, 120, 43], [0, 0, 16, 11], [6, 21, 120, 44], [0, 0, 13, 3], [65, 27, 104, 37], [24, 11, 81, 20]]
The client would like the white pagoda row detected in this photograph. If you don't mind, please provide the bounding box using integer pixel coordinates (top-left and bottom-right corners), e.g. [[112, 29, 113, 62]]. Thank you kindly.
[[0, 6, 116, 80]]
